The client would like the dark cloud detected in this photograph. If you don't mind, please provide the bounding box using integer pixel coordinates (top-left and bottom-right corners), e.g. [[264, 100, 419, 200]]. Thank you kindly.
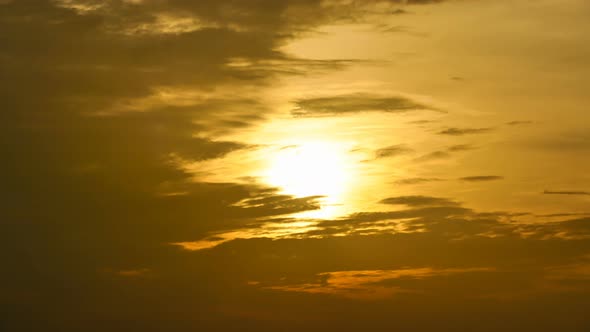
[[506, 120, 533, 126], [375, 144, 413, 158], [391, 8, 409, 15], [380, 195, 460, 207], [537, 213, 590, 218], [438, 127, 493, 136], [414, 144, 474, 162], [405, 0, 447, 3], [375, 24, 428, 37], [460, 176, 504, 182], [543, 190, 590, 196], [292, 93, 434, 117], [414, 150, 451, 162], [524, 130, 590, 151], [408, 119, 437, 125], [394, 177, 444, 185], [448, 144, 475, 152]]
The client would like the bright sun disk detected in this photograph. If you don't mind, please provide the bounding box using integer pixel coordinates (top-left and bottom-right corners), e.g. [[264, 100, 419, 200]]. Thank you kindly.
[[264, 141, 351, 201]]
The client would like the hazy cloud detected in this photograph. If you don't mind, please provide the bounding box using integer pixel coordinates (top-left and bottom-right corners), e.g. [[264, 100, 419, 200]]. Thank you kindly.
[[292, 93, 433, 117], [259, 267, 494, 300], [448, 144, 475, 152], [375, 144, 413, 159], [543, 190, 590, 196], [414, 150, 451, 162], [460, 176, 504, 182], [394, 177, 444, 185], [438, 127, 493, 136], [506, 120, 533, 126], [380, 195, 459, 207]]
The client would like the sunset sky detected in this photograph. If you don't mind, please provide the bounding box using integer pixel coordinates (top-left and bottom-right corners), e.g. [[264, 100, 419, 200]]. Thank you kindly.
[[2, 1, 590, 331]]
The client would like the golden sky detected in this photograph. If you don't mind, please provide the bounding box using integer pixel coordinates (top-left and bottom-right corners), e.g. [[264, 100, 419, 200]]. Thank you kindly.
[[2, 0, 590, 331]]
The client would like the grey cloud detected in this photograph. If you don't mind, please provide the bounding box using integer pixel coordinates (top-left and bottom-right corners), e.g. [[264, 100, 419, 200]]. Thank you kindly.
[[460, 176, 504, 182], [394, 177, 444, 185], [375, 144, 413, 159], [380, 195, 459, 207], [506, 120, 533, 126], [408, 119, 437, 125], [391, 8, 409, 15], [292, 93, 434, 117], [438, 127, 493, 136], [523, 130, 590, 151], [448, 144, 475, 152], [413, 144, 474, 162], [543, 190, 590, 196], [414, 150, 451, 162]]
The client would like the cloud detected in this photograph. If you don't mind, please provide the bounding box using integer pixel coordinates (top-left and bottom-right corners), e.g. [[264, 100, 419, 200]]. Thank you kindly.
[[438, 127, 493, 136], [459, 176, 504, 182], [375, 144, 413, 158], [523, 130, 590, 151], [545, 255, 590, 284], [292, 93, 434, 117], [380, 195, 459, 207], [448, 144, 475, 152], [506, 120, 533, 126], [258, 267, 494, 300], [543, 190, 590, 196], [414, 150, 451, 162], [394, 177, 444, 185], [414, 144, 475, 162], [408, 119, 437, 125]]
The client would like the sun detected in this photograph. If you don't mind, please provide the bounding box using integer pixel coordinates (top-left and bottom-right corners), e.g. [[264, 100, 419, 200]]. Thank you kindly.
[[264, 141, 352, 200]]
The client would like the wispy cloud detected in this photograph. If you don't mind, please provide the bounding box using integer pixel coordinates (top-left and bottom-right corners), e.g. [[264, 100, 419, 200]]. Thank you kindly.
[[375, 144, 413, 159], [394, 177, 444, 185], [257, 267, 494, 300], [292, 93, 435, 117], [543, 190, 590, 196], [459, 176, 504, 182], [438, 127, 493, 136], [380, 195, 459, 207]]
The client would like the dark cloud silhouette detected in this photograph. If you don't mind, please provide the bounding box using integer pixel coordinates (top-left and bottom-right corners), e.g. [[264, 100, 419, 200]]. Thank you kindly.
[[380, 195, 459, 206], [525, 130, 590, 151], [394, 177, 444, 185], [448, 144, 475, 152], [375, 144, 413, 158], [408, 119, 437, 125], [460, 176, 504, 182], [292, 93, 434, 117], [414, 144, 474, 162], [438, 127, 493, 136], [414, 150, 451, 161], [506, 120, 533, 126], [543, 190, 590, 196], [391, 8, 410, 15]]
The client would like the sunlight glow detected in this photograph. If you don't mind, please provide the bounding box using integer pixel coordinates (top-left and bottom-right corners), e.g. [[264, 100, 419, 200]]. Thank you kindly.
[[263, 141, 354, 218], [265, 141, 350, 198]]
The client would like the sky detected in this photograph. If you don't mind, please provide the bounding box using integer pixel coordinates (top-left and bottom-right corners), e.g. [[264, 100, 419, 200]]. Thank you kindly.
[[2, 0, 590, 331]]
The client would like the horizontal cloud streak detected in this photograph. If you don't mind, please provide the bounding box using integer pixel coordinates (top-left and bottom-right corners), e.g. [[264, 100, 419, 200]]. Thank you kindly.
[[460, 176, 504, 182], [543, 190, 590, 196], [438, 127, 493, 136], [292, 93, 435, 117]]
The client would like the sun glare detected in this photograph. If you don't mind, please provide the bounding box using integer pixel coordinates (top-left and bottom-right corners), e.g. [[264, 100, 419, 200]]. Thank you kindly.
[[263, 141, 354, 218]]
